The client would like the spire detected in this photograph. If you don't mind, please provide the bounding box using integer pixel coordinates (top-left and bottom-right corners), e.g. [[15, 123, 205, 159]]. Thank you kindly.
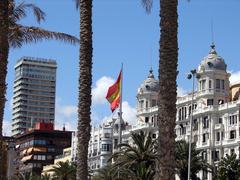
[[209, 42, 217, 54], [148, 67, 154, 78]]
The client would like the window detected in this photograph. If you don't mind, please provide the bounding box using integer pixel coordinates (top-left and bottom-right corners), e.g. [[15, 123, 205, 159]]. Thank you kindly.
[[230, 130, 236, 139], [229, 115, 237, 125], [140, 100, 144, 109], [203, 133, 208, 143], [231, 149, 235, 155], [221, 80, 225, 89], [216, 132, 220, 141], [180, 125, 186, 135], [207, 99, 214, 106], [34, 155, 46, 161], [216, 79, 220, 89], [188, 106, 192, 115], [102, 144, 112, 152], [48, 148, 55, 152], [213, 150, 220, 161], [34, 140, 46, 145], [114, 139, 118, 149], [218, 118, 222, 124], [184, 107, 187, 119], [203, 116, 209, 129], [202, 80, 206, 90], [193, 119, 198, 131], [145, 117, 149, 123], [209, 80, 212, 89], [222, 131, 225, 140], [179, 109, 182, 121], [202, 151, 207, 161], [146, 101, 148, 108]]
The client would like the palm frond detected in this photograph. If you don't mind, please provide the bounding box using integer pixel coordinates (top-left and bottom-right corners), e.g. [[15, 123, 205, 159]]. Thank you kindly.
[[141, 0, 153, 13], [74, 0, 80, 10], [9, 25, 79, 48], [12, 2, 45, 23]]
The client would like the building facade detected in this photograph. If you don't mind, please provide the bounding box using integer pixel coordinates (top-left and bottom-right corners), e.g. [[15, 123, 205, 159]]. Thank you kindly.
[[42, 147, 73, 176], [87, 44, 240, 179], [15, 122, 72, 176], [12, 57, 57, 136]]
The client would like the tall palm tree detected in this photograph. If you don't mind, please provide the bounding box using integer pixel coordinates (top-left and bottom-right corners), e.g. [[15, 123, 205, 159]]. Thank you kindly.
[[74, 0, 93, 179], [49, 161, 76, 180], [176, 140, 211, 180], [111, 130, 156, 178], [0, 1, 9, 177], [141, 0, 178, 179], [217, 153, 240, 180], [0, 1, 79, 174]]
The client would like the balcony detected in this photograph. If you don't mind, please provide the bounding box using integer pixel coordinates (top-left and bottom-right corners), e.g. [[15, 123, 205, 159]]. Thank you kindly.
[[137, 106, 158, 115], [197, 89, 214, 96]]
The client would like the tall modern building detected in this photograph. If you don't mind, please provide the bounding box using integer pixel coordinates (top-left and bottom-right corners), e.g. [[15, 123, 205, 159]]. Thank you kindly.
[[12, 57, 57, 136]]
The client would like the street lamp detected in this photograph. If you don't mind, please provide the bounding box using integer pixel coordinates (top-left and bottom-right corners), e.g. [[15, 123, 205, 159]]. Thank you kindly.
[[187, 69, 200, 180]]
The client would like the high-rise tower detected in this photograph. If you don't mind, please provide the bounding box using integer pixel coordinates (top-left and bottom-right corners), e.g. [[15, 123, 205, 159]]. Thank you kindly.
[[12, 57, 57, 136]]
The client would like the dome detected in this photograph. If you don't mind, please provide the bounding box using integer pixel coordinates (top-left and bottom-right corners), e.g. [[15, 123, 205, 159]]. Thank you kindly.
[[138, 68, 159, 94], [198, 43, 227, 71]]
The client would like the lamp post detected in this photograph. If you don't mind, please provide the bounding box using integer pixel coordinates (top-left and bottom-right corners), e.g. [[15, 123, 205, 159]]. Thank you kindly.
[[187, 69, 200, 180]]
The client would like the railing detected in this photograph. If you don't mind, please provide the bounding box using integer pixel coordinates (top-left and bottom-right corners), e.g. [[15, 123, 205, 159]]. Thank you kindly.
[[137, 106, 158, 114]]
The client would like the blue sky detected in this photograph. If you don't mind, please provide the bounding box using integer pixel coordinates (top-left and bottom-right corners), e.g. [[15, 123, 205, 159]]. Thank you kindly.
[[3, 0, 240, 135]]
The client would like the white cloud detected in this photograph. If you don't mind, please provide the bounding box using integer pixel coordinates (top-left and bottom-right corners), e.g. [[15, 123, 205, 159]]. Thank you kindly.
[[177, 86, 188, 97], [92, 76, 115, 105], [55, 102, 77, 131], [3, 119, 12, 136], [229, 71, 240, 85], [122, 101, 137, 125]]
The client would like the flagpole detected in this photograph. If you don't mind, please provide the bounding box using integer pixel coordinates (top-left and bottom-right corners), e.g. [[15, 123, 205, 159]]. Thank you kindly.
[[117, 64, 123, 179], [119, 63, 123, 146]]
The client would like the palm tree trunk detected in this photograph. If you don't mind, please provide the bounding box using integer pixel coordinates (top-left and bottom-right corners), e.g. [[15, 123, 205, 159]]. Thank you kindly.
[[0, 0, 9, 177], [155, 0, 178, 179], [77, 0, 93, 180]]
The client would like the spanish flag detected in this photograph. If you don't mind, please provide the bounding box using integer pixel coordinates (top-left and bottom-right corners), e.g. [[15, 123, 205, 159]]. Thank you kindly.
[[106, 70, 122, 112]]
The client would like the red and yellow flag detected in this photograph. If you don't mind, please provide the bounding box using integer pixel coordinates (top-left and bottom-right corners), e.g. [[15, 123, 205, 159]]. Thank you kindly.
[[106, 70, 122, 112]]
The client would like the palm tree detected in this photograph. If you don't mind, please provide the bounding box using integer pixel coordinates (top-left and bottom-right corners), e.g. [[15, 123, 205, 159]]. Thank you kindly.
[[49, 161, 76, 180], [125, 162, 155, 180], [0, 1, 9, 177], [0, 0, 79, 173], [141, 0, 178, 179], [92, 164, 118, 180], [18, 172, 33, 180], [74, 0, 93, 179], [217, 153, 240, 180], [40, 173, 51, 180], [176, 140, 211, 180], [111, 130, 156, 179]]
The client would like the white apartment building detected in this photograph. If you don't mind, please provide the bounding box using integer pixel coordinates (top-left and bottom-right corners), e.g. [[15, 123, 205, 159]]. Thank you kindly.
[[87, 44, 240, 179]]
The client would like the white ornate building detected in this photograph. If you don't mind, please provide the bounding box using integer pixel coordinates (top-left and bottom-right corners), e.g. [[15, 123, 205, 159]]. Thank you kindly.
[[87, 44, 240, 180]]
